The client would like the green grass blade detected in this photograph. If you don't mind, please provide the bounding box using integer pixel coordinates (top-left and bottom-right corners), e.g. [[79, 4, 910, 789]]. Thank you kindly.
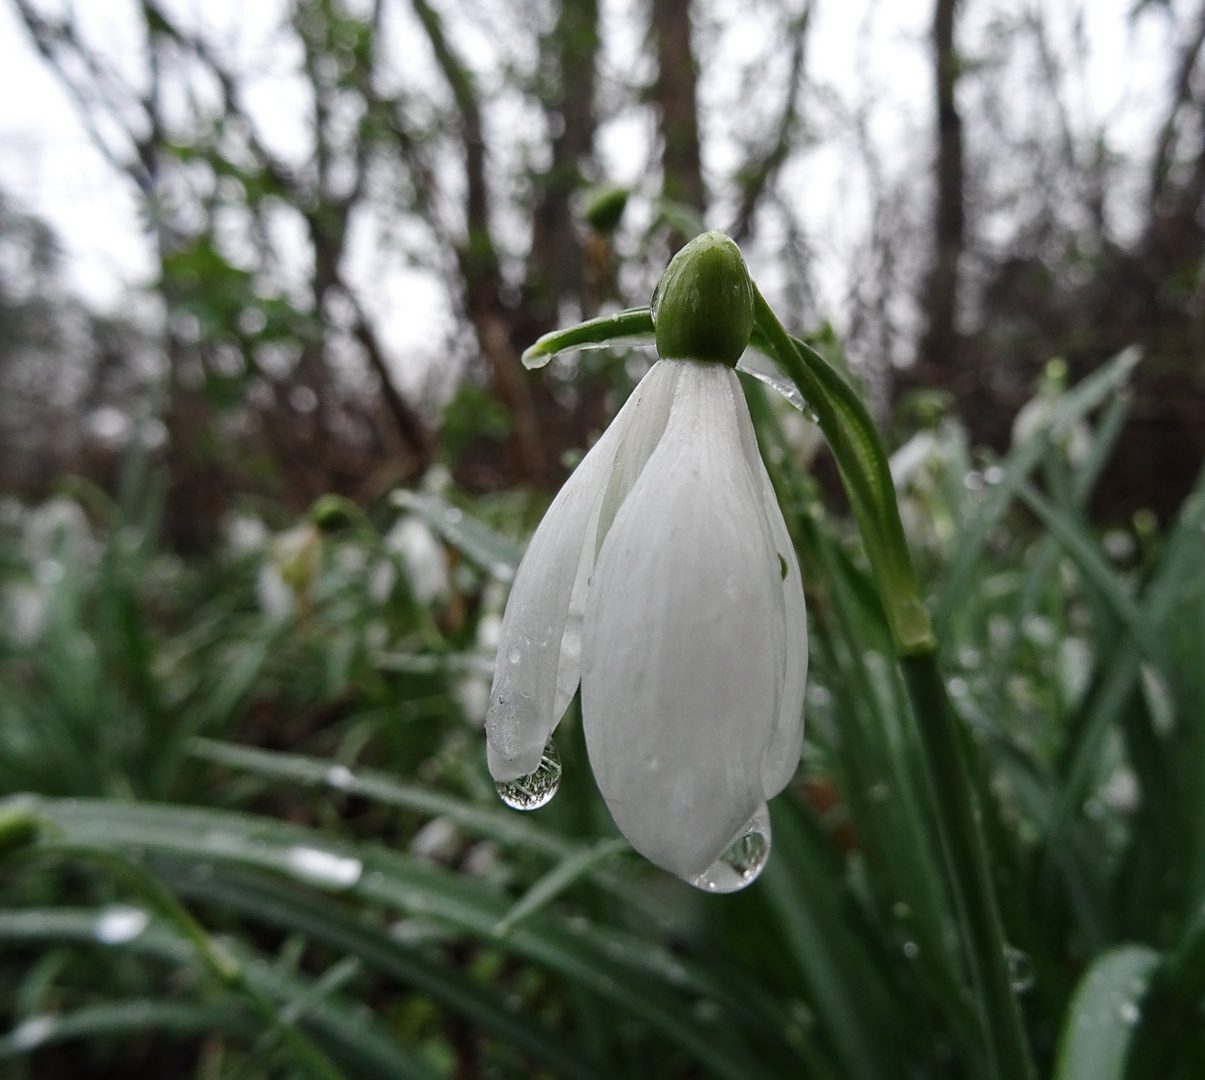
[[1053, 945, 1158, 1080], [761, 797, 920, 1080], [12, 796, 792, 1080], [0, 1000, 251, 1060], [156, 864, 618, 1080], [0, 908, 441, 1080], [936, 347, 1139, 632], [1016, 483, 1166, 673], [492, 838, 629, 936]]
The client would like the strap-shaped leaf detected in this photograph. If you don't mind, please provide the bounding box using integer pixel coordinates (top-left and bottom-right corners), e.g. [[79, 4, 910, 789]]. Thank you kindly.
[[1054, 945, 1159, 1080], [9, 795, 794, 1080]]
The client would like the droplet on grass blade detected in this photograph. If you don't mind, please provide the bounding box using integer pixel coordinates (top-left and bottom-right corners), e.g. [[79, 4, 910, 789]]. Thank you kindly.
[[495, 738, 561, 810], [326, 764, 355, 791], [10, 1015, 55, 1051], [93, 905, 150, 945], [285, 846, 363, 888], [1005, 945, 1035, 993], [691, 803, 771, 893]]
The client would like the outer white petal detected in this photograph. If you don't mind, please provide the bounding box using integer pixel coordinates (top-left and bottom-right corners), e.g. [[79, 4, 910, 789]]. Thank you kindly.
[[581, 360, 785, 880], [485, 360, 680, 781]]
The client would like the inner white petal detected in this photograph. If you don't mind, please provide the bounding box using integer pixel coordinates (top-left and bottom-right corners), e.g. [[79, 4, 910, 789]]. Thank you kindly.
[[485, 360, 681, 781], [757, 468, 808, 797], [730, 383, 809, 798], [582, 361, 784, 880]]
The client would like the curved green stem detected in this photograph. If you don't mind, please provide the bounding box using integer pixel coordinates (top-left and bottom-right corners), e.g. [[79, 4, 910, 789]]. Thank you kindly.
[[900, 657, 1036, 1080], [750, 289, 933, 655], [751, 287, 1034, 1080]]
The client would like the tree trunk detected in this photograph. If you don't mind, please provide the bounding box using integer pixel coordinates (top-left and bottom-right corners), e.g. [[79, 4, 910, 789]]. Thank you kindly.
[[919, 0, 964, 378], [526, 0, 600, 329], [651, 0, 705, 248]]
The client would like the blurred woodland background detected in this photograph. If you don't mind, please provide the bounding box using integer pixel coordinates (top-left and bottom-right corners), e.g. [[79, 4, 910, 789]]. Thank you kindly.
[[2, 0, 1203, 540], [8, 4, 1205, 1078]]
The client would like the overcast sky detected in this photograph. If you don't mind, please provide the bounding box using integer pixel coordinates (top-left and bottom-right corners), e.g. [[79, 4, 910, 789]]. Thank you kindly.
[[0, 0, 1178, 379]]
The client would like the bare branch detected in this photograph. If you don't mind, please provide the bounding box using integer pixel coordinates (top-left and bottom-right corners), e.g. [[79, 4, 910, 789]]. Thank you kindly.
[[730, 4, 811, 244], [1150, 0, 1205, 210]]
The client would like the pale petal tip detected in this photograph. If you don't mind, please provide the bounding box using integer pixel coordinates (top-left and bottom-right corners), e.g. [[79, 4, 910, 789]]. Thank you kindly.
[[487, 738, 545, 783]]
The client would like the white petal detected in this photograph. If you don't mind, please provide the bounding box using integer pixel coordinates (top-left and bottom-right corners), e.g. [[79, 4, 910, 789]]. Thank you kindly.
[[581, 361, 785, 880], [485, 360, 680, 780], [553, 361, 681, 722]]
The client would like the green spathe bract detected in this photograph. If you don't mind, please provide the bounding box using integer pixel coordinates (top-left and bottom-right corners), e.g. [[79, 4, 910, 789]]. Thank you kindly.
[[651, 231, 754, 364]]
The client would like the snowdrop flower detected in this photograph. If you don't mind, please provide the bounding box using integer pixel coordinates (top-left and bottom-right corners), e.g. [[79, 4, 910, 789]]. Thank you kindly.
[[485, 234, 807, 891], [384, 516, 450, 605], [1011, 358, 1090, 466]]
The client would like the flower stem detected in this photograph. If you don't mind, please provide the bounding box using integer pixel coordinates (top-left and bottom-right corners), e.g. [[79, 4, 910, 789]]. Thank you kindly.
[[751, 288, 1034, 1080], [750, 290, 934, 656], [900, 654, 1035, 1080]]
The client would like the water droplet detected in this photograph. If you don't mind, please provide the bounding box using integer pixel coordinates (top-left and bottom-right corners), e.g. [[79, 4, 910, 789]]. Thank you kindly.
[[892, 901, 911, 919], [285, 846, 363, 888], [11, 1015, 55, 1051], [506, 646, 522, 665], [444, 507, 463, 524], [807, 684, 832, 707], [1004, 945, 1035, 993], [692, 998, 723, 1022], [93, 905, 150, 945], [903, 941, 920, 960], [35, 559, 64, 586], [1118, 1000, 1140, 1025], [690, 803, 771, 894], [326, 764, 355, 790], [495, 739, 562, 810]]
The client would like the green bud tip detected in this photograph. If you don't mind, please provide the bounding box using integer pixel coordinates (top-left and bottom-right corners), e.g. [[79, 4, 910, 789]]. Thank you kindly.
[[0, 806, 40, 856], [650, 231, 754, 365], [583, 185, 629, 234], [311, 494, 356, 532]]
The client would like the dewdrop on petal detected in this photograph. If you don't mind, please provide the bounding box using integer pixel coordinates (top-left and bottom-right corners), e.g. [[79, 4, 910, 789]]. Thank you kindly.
[[485, 233, 807, 892]]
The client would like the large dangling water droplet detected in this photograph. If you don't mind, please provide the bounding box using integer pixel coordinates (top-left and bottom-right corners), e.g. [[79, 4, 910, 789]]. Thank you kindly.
[[690, 803, 771, 893], [495, 739, 561, 810]]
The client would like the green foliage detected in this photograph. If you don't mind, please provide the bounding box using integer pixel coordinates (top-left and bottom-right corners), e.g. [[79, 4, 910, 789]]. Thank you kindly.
[[2, 357, 1205, 1078], [439, 382, 513, 466]]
